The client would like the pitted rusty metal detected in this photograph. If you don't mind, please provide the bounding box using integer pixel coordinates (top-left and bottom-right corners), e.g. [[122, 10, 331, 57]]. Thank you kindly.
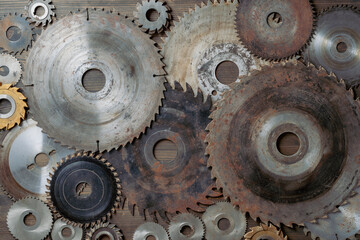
[[206, 61, 360, 226], [236, 0, 314, 60], [103, 82, 219, 221]]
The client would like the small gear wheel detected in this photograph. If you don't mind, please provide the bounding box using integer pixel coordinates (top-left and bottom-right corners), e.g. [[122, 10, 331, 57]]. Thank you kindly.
[[51, 219, 83, 240], [47, 152, 121, 227], [25, 0, 55, 26], [7, 197, 53, 240], [168, 213, 205, 240], [244, 223, 287, 240], [134, 0, 171, 34], [0, 84, 27, 130], [133, 222, 169, 240], [0, 13, 35, 54], [0, 53, 22, 85], [86, 222, 123, 240]]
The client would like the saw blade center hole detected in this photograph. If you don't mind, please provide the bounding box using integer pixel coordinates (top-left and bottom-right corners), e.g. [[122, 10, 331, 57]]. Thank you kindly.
[[82, 69, 106, 93], [146, 236, 156, 240], [153, 139, 177, 161], [217, 217, 231, 231], [0, 98, 11, 114], [6, 26, 21, 42], [180, 225, 195, 237], [75, 182, 92, 198], [33, 5, 46, 18], [276, 132, 300, 156], [215, 61, 239, 85], [23, 212, 36, 227], [146, 9, 160, 22], [0, 65, 9, 76], [336, 41, 348, 53], [61, 227, 73, 238], [267, 12, 283, 29], [98, 234, 113, 240], [34, 153, 50, 167]]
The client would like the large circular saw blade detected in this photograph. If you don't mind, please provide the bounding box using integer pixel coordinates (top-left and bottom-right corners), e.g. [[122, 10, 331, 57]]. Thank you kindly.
[[206, 62, 360, 226], [23, 9, 165, 152], [303, 7, 360, 88]]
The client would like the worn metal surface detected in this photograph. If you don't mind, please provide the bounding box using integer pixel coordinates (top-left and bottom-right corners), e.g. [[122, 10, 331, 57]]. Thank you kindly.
[[202, 202, 247, 240], [6, 197, 52, 240], [134, 0, 170, 34], [0, 13, 34, 54], [236, 0, 314, 60], [48, 152, 121, 227], [25, 0, 55, 26], [51, 219, 83, 240], [103, 82, 218, 221], [86, 222, 123, 240], [245, 223, 288, 240], [197, 42, 265, 102], [0, 119, 74, 201], [304, 186, 360, 240], [23, 8, 165, 152], [206, 62, 360, 226], [0, 84, 27, 130], [0, 53, 21, 85], [303, 6, 360, 88], [168, 213, 204, 240], [133, 222, 169, 240], [161, 0, 239, 100]]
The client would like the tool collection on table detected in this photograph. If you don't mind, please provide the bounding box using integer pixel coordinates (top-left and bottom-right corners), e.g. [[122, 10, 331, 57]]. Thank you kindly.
[[0, 0, 360, 239]]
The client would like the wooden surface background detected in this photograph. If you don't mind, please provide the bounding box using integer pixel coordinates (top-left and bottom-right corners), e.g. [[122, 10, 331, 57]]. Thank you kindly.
[[0, 0, 360, 239]]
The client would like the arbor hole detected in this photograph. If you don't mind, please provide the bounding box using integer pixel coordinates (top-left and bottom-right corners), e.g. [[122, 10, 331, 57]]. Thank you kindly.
[[146, 236, 156, 240], [336, 42, 347, 53], [82, 69, 106, 92], [99, 234, 111, 240], [180, 225, 194, 237], [215, 61, 239, 85], [61, 227, 72, 238], [276, 132, 300, 156], [34, 6, 46, 18], [153, 139, 177, 161], [76, 182, 92, 197], [0, 99, 11, 114], [34, 153, 50, 167], [267, 12, 283, 29], [0, 66, 9, 76], [146, 9, 160, 22], [218, 218, 231, 231], [6, 26, 21, 41], [23, 213, 36, 226]]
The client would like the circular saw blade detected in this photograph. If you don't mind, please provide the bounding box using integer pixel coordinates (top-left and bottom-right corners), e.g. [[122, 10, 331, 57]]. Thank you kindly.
[[168, 213, 205, 240], [205, 62, 360, 226], [161, 0, 243, 101], [304, 187, 360, 240], [0, 53, 22, 85], [23, 8, 165, 152], [303, 6, 360, 88], [0, 119, 75, 200]]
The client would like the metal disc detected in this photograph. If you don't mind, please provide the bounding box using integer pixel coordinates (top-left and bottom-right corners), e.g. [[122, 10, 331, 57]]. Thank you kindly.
[[86, 222, 123, 240], [7, 197, 53, 240], [0, 53, 22, 85], [51, 219, 83, 240], [303, 7, 360, 87], [23, 9, 165, 152], [245, 224, 287, 240], [134, 0, 170, 33], [206, 62, 360, 225], [133, 222, 169, 240], [25, 0, 55, 26], [236, 0, 314, 60], [168, 213, 204, 240], [0, 119, 74, 200], [202, 202, 247, 240]]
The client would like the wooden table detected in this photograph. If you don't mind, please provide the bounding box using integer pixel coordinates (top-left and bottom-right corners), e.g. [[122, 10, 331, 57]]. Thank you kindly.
[[0, 0, 359, 239]]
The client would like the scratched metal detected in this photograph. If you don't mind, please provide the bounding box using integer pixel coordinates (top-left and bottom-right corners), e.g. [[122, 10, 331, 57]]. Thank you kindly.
[[23, 8, 165, 152], [236, 0, 315, 60], [103, 82, 219, 221], [206, 62, 360, 226]]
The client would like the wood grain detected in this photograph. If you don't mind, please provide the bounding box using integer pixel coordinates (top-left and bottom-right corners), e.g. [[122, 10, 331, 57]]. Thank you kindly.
[[0, 0, 359, 239]]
